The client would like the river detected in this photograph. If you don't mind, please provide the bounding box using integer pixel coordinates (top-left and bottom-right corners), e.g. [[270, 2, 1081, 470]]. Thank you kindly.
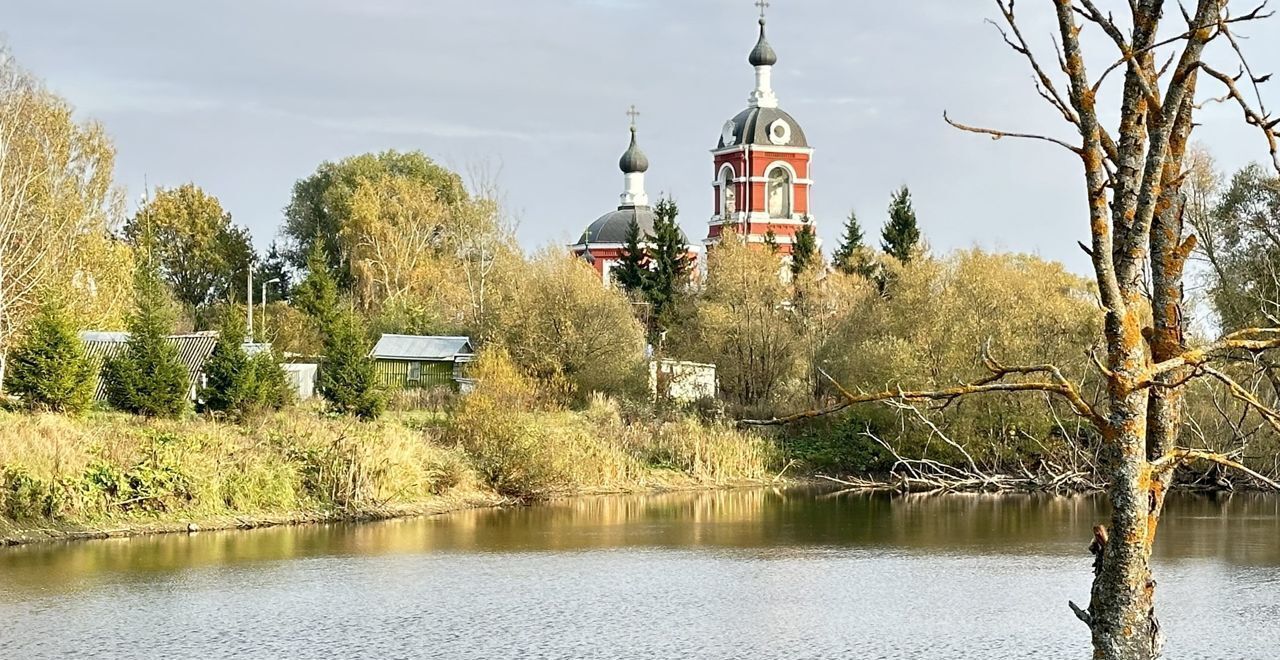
[[0, 488, 1277, 659]]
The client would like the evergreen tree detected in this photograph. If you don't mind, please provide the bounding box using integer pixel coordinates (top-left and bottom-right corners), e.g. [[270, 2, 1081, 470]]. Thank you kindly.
[[763, 228, 780, 254], [318, 310, 383, 420], [881, 185, 922, 262], [249, 350, 292, 411], [257, 241, 292, 303], [103, 266, 189, 418], [7, 304, 95, 413], [612, 217, 649, 294], [199, 311, 256, 417], [832, 210, 867, 274], [292, 241, 339, 324], [645, 197, 695, 331], [790, 219, 820, 277]]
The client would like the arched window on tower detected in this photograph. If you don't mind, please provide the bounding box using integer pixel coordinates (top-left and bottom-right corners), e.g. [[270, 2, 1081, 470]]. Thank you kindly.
[[720, 167, 736, 218], [767, 166, 792, 218]]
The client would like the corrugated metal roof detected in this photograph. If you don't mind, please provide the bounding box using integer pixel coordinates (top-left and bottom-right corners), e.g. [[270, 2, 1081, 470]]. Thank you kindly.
[[370, 334, 474, 361], [79, 331, 221, 401]]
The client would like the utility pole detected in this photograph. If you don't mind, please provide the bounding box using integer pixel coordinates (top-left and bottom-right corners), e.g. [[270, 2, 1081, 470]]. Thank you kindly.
[[261, 278, 280, 343], [246, 268, 253, 341]]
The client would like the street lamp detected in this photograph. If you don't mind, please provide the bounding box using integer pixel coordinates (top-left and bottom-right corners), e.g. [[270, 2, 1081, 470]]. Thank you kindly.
[[259, 278, 281, 344]]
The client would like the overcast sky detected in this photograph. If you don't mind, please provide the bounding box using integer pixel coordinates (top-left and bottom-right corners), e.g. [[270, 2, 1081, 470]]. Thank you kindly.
[[6, 0, 1279, 274]]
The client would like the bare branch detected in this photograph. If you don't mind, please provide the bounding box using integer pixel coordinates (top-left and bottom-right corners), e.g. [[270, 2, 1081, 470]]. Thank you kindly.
[[1150, 447, 1280, 489], [943, 111, 1083, 154]]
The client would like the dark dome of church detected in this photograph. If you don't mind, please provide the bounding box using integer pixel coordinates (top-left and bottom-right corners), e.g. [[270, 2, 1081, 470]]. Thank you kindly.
[[577, 206, 689, 245], [717, 106, 808, 149], [618, 128, 649, 174], [748, 19, 777, 66]]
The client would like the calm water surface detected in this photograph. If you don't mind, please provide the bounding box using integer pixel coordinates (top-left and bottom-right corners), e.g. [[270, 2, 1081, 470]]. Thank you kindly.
[[1, 488, 1278, 659]]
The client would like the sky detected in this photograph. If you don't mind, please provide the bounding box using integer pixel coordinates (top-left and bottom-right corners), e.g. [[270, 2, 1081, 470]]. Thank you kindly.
[[5, 0, 1279, 276]]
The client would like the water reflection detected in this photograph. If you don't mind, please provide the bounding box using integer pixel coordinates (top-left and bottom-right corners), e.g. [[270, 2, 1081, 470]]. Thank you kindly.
[[0, 488, 1277, 659], [3, 488, 1278, 594]]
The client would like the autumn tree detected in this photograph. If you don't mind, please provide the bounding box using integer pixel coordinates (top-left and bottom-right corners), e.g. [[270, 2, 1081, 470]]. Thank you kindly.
[[752, 2, 1280, 657], [491, 250, 646, 399], [880, 185, 921, 262], [126, 183, 255, 319], [0, 45, 131, 389], [671, 230, 801, 413], [283, 150, 465, 289]]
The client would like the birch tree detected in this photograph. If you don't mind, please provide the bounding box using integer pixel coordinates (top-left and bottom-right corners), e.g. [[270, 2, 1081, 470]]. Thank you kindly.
[[0, 46, 125, 389], [754, 3, 1280, 657]]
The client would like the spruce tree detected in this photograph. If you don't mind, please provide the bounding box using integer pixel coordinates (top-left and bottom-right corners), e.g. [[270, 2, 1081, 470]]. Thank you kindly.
[[763, 228, 780, 254], [790, 219, 820, 277], [832, 210, 867, 274], [292, 241, 339, 324], [645, 197, 694, 331], [7, 304, 95, 413], [104, 266, 190, 418], [318, 310, 383, 420], [199, 311, 256, 417], [612, 217, 649, 294], [881, 185, 922, 263]]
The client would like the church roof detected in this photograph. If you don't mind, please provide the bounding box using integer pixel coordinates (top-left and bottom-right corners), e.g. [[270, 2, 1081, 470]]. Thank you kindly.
[[748, 19, 777, 67], [717, 106, 809, 149], [575, 205, 690, 246], [619, 126, 649, 174]]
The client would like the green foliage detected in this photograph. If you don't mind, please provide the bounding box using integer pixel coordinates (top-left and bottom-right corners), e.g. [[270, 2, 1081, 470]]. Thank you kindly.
[[318, 310, 384, 419], [833, 210, 876, 277], [291, 242, 340, 324], [881, 185, 922, 262], [257, 241, 292, 303], [613, 216, 649, 295], [1197, 162, 1280, 330], [125, 183, 256, 316], [646, 197, 694, 331], [103, 267, 190, 418], [1, 464, 65, 520], [763, 228, 780, 254], [200, 311, 290, 419], [783, 414, 896, 475], [6, 304, 94, 413], [791, 218, 820, 277], [283, 150, 465, 288]]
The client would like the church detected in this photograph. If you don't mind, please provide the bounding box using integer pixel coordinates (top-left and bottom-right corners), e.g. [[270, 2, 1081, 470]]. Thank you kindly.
[[571, 5, 814, 282]]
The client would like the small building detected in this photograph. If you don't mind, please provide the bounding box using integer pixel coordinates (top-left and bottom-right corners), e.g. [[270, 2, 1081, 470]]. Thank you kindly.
[[650, 359, 717, 403], [80, 330, 221, 401], [370, 334, 475, 390]]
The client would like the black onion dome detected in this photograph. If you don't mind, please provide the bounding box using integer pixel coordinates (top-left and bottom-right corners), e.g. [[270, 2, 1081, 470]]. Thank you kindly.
[[618, 127, 649, 174], [577, 206, 690, 245], [748, 19, 777, 67], [717, 106, 809, 149]]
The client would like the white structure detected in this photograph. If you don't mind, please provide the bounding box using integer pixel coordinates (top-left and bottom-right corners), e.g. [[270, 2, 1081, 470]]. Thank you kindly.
[[649, 359, 717, 403], [282, 363, 318, 401]]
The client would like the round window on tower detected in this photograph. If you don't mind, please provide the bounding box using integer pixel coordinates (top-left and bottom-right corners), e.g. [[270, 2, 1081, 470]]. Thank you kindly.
[[768, 119, 792, 145]]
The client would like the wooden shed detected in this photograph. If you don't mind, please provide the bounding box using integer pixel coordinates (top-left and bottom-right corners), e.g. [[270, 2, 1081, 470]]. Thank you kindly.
[[370, 335, 474, 390]]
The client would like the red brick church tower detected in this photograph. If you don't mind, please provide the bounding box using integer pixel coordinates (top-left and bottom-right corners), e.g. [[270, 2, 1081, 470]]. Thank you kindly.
[[707, 4, 814, 256]]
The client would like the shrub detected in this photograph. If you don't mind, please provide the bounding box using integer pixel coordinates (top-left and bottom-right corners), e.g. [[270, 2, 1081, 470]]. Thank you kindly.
[[782, 414, 896, 476], [6, 304, 95, 413]]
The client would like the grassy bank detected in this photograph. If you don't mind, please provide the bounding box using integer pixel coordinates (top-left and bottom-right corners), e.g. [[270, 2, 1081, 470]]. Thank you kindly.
[[0, 400, 782, 546]]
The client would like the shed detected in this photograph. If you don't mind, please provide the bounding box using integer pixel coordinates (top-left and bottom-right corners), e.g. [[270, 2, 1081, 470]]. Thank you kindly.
[[80, 331, 221, 401], [370, 334, 474, 390]]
